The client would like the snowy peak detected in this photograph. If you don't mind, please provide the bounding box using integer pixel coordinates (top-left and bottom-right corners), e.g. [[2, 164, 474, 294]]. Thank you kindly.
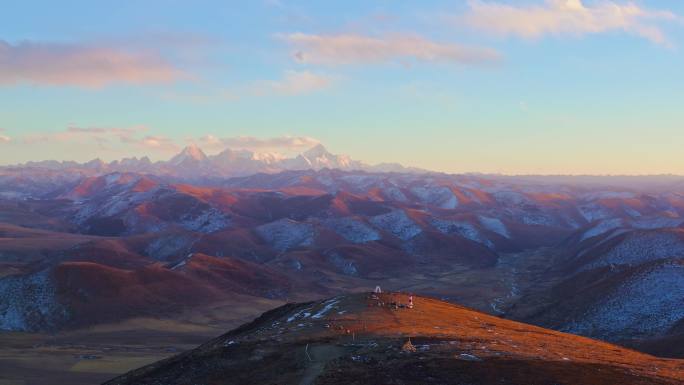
[[297, 144, 360, 170], [211, 148, 284, 164], [170, 145, 207, 166], [302, 143, 330, 158], [3, 142, 423, 180]]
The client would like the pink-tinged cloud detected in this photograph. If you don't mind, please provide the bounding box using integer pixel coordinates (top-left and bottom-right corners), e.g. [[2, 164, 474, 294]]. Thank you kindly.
[[195, 135, 320, 152], [24, 125, 148, 144], [463, 0, 679, 46], [0, 40, 184, 87], [163, 71, 331, 103], [0, 132, 10, 143], [22, 125, 180, 153], [139, 135, 179, 152], [253, 70, 332, 95], [279, 33, 501, 65]]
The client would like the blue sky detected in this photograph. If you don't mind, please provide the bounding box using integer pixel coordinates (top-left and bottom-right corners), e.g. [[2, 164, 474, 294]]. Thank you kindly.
[[1, 0, 683, 174]]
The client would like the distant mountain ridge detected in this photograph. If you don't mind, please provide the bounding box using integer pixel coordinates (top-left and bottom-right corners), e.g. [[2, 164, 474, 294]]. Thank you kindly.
[[3, 144, 426, 180]]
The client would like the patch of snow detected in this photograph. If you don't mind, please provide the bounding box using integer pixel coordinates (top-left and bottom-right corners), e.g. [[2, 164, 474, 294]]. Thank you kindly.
[[478, 216, 510, 238], [323, 217, 380, 243], [582, 231, 684, 270], [286, 307, 313, 323], [625, 208, 642, 218], [563, 262, 684, 339], [578, 204, 612, 222], [289, 259, 303, 271], [582, 191, 637, 200], [458, 353, 482, 362], [169, 253, 194, 270], [369, 210, 422, 241], [429, 218, 494, 248], [410, 186, 459, 209], [312, 299, 340, 319], [339, 175, 380, 190], [0, 270, 68, 331], [180, 208, 230, 233], [581, 218, 624, 242], [516, 211, 557, 227], [326, 253, 359, 276], [577, 228, 632, 258], [631, 217, 683, 230], [315, 175, 335, 188], [104, 173, 122, 185], [256, 219, 315, 252], [145, 234, 196, 261], [492, 191, 529, 206], [460, 189, 482, 204], [382, 187, 408, 202]]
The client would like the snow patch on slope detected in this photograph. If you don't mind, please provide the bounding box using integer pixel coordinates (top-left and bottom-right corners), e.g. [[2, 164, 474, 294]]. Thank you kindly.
[[369, 210, 422, 240], [323, 217, 380, 243], [581, 219, 624, 242], [382, 186, 408, 202], [430, 218, 493, 248], [326, 253, 359, 276], [0, 270, 68, 331], [578, 204, 612, 222], [180, 208, 230, 233], [478, 216, 510, 238], [256, 219, 315, 252], [492, 191, 529, 206], [145, 234, 196, 261], [563, 262, 684, 339], [631, 217, 683, 230], [582, 231, 684, 271], [312, 298, 340, 319], [410, 186, 459, 209], [516, 211, 558, 227]]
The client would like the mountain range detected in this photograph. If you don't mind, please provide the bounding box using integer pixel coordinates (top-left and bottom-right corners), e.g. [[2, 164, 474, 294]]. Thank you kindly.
[[1, 152, 684, 384], [3, 144, 421, 183]]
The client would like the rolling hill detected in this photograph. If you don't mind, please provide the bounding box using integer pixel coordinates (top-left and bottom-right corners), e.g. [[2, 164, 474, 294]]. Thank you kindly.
[[104, 292, 684, 385]]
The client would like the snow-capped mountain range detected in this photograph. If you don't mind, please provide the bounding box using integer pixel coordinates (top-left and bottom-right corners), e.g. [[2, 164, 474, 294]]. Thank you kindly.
[[5, 143, 422, 180]]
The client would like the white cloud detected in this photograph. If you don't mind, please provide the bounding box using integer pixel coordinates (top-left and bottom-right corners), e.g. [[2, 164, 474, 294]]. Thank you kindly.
[[139, 135, 179, 151], [194, 135, 320, 152], [252, 70, 332, 95], [21, 125, 179, 153], [15, 125, 320, 157], [0, 128, 9, 143], [162, 71, 332, 103], [279, 32, 501, 65], [24, 125, 147, 144], [0, 39, 184, 88], [463, 0, 679, 46]]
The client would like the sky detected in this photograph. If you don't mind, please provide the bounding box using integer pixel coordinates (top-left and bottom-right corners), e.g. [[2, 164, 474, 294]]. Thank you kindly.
[[1, 0, 683, 175]]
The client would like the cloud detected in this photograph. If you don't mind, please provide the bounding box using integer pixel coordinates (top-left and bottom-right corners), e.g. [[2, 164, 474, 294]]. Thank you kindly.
[[21, 124, 178, 153], [252, 70, 332, 95], [139, 135, 179, 151], [195, 135, 320, 152], [0, 39, 184, 87], [462, 0, 679, 46], [17, 125, 320, 157], [24, 125, 147, 144], [162, 71, 331, 103], [279, 32, 501, 65], [0, 129, 10, 143]]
